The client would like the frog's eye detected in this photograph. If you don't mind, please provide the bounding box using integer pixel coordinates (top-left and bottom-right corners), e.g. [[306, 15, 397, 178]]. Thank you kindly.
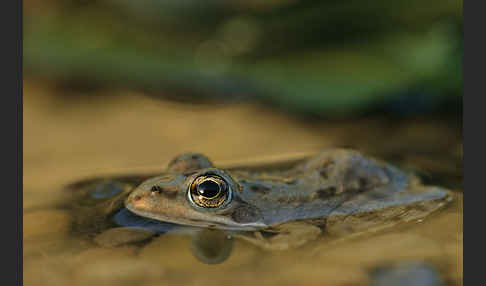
[[188, 175, 231, 208]]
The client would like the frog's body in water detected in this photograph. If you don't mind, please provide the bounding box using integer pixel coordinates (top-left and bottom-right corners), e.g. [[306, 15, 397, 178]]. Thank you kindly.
[[120, 149, 451, 250]]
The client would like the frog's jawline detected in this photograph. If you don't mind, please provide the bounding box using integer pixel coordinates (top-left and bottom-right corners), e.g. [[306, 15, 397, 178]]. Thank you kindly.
[[125, 203, 266, 231], [113, 207, 178, 234]]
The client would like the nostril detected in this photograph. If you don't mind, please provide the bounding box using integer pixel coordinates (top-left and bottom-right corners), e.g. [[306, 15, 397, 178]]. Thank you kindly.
[[133, 195, 142, 201], [151, 186, 162, 193]]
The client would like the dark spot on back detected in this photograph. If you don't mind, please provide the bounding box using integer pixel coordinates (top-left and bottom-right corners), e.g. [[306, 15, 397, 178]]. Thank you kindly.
[[359, 177, 370, 190], [349, 177, 379, 194], [277, 195, 310, 203], [316, 187, 337, 200], [319, 161, 334, 179], [250, 184, 271, 194]]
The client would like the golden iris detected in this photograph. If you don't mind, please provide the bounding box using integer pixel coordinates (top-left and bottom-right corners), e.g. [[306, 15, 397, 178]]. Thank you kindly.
[[189, 175, 229, 208]]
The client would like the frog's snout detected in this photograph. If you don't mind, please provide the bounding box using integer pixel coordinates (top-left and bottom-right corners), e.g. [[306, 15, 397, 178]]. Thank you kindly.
[[125, 188, 148, 210]]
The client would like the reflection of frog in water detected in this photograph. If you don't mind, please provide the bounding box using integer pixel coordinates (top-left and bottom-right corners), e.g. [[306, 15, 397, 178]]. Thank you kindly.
[[68, 149, 451, 263]]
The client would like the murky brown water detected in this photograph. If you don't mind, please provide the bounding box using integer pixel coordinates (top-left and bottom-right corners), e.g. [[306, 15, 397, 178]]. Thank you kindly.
[[23, 80, 462, 286]]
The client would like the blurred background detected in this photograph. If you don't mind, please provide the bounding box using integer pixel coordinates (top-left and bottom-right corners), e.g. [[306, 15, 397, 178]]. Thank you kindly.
[[23, 2, 463, 285], [24, 0, 462, 117]]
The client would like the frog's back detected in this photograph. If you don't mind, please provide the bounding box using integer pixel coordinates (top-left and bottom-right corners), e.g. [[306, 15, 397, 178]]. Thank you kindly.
[[234, 149, 451, 226]]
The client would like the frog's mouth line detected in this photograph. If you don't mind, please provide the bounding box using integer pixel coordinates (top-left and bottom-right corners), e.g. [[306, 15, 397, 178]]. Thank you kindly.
[[125, 202, 267, 231]]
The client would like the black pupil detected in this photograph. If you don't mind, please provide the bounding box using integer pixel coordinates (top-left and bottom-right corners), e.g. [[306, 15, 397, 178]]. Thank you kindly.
[[197, 180, 221, 198]]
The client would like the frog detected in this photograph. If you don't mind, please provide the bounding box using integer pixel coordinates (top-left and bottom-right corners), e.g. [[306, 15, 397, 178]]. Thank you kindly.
[[120, 149, 451, 251], [66, 149, 452, 261]]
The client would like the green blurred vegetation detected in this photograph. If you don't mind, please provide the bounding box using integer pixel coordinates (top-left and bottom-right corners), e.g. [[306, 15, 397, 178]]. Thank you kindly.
[[24, 0, 462, 116]]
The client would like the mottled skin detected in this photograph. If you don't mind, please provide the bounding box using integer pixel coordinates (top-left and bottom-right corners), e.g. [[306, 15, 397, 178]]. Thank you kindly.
[[124, 149, 451, 250]]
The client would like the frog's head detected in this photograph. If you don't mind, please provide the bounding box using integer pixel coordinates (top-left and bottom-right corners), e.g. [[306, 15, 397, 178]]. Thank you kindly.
[[125, 153, 265, 230]]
